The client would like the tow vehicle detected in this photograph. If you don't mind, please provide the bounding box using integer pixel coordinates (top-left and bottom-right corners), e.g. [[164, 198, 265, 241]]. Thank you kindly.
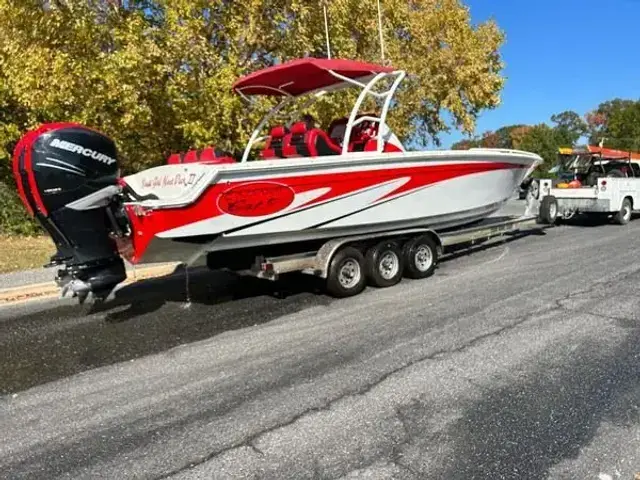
[[535, 146, 640, 225]]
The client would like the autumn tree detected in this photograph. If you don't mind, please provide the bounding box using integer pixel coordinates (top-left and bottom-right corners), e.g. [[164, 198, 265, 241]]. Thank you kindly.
[[0, 0, 508, 233], [451, 138, 480, 150], [586, 99, 640, 151], [451, 124, 530, 150]]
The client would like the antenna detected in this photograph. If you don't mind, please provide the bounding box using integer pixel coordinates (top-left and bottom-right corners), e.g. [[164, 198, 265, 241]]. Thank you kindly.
[[376, 0, 386, 63], [323, 3, 331, 59]]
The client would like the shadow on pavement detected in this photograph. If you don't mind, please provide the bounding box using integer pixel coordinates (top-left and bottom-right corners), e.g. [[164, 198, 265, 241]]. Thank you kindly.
[[0, 226, 549, 395], [0, 269, 329, 395], [91, 266, 325, 323], [555, 212, 640, 227]]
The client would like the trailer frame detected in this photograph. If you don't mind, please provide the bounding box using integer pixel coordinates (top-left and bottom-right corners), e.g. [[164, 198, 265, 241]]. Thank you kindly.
[[230, 208, 551, 298]]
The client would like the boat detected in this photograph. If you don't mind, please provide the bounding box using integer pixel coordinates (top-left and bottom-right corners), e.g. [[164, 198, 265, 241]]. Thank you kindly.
[[12, 57, 542, 300]]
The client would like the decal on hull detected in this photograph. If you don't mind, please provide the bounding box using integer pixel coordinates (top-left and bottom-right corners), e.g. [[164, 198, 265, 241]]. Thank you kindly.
[[217, 181, 296, 217]]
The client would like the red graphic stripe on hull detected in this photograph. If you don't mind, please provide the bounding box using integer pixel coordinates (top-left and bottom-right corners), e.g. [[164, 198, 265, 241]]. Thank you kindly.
[[123, 161, 525, 263]]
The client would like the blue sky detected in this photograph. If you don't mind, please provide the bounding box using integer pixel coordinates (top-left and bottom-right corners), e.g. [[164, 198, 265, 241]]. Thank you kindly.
[[438, 0, 640, 148]]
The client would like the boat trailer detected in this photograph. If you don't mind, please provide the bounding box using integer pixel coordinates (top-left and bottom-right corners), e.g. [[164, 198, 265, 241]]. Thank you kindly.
[[230, 199, 554, 298]]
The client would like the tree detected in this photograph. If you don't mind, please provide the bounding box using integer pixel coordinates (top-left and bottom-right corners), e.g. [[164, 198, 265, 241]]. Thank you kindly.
[[550, 110, 587, 146], [0, 0, 506, 167], [586, 99, 640, 150], [0, 0, 508, 233], [451, 138, 480, 150], [516, 123, 564, 172], [451, 123, 531, 150], [509, 125, 533, 149]]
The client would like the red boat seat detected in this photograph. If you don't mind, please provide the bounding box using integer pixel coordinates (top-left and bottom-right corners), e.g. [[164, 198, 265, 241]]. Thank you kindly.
[[284, 121, 341, 158], [260, 125, 288, 159], [182, 150, 199, 163], [166, 147, 236, 165], [198, 147, 236, 164], [167, 153, 181, 165], [326, 114, 389, 152], [282, 122, 308, 158]]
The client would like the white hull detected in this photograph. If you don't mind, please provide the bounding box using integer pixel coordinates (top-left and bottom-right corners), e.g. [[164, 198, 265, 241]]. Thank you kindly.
[[122, 149, 541, 264]]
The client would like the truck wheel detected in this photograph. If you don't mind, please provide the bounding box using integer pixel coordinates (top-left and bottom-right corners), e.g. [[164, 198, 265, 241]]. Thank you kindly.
[[365, 240, 404, 288], [325, 246, 367, 298], [538, 195, 558, 225], [402, 235, 438, 279], [613, 197, 632, 225]]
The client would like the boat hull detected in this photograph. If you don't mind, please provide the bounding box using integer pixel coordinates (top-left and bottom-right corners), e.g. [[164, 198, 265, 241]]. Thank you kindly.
[[121, 150, 540, 264]]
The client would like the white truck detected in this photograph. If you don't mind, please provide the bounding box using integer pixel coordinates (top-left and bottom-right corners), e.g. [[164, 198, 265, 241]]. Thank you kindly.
[[534, 176, 640, 225]]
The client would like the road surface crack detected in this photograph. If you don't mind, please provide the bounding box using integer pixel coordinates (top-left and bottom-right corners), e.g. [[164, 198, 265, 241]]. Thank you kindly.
[[157, 271, 640, 479], [157, 307, 560, 478]]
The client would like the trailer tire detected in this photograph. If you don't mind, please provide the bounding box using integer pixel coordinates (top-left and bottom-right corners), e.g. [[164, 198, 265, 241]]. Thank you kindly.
[[365, 240, 404, 288], [325, 246, 367, 298], [538, 195, 558, 225], [402, 235, 438, 279], [613, 197, 632, 225]]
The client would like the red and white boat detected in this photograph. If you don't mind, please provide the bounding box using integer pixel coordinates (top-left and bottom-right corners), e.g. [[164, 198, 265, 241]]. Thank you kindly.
[[12, 57, 542, 299]]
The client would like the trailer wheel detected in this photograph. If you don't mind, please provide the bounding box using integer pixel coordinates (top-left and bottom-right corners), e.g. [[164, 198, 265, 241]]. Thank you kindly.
[[613, 197, 632, 225], [325, 246, 367, 298], [365, 240, 404, 288], [538, 195, 558, 225], [402, 235, 438, 279]]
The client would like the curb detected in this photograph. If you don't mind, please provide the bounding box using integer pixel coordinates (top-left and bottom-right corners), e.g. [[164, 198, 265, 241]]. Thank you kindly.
[[0, 263, 181, 305]]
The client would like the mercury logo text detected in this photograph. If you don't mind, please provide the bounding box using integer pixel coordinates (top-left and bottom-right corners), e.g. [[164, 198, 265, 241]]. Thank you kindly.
[[50, 138, 116, 166]]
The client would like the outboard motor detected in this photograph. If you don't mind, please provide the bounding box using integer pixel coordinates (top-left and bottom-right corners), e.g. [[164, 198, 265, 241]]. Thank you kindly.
[[12, 123, 130, 302]]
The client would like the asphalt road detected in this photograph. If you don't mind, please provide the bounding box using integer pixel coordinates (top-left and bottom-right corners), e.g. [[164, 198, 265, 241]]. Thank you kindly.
[[1, 200, 640, 479]]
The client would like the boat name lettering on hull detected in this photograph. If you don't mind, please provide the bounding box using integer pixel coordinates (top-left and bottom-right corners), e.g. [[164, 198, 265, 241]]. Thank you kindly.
[[141, 173, 198, 189], [218, 182, 295, 217]]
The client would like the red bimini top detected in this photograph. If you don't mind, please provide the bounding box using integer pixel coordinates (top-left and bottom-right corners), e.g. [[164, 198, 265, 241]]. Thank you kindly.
[[232, 57, 395, 98]]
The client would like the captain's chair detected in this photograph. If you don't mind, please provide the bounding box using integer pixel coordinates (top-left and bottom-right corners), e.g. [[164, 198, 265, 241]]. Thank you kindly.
[[283, 121, 341, 158]]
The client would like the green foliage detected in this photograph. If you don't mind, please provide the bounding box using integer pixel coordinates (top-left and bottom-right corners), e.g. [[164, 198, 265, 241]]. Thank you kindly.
[[452, 103, 640, 176], [0, 183, 41, 235], [586, 99, 640, 150], [550, 110, 587, 146], [0, 0, 509, 232], [515, 123, 567, 173]]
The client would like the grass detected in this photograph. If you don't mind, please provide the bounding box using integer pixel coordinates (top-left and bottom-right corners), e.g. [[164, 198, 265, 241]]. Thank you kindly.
[[0, 235, 55, 274]]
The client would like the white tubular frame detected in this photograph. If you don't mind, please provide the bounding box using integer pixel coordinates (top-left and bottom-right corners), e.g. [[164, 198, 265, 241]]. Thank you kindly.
[[238, 69, 407, 161], [240, 96, 292, 163], [334, 69, 406, 154]]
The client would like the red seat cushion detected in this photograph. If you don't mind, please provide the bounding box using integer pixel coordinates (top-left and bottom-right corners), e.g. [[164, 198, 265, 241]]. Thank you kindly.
[[306, 129, 341, 156], [282, 122, 309, 158], [285, 122, 341, 158], [167, 153, 182, 164], [166, 148, 237, 165], [260, 125, 288, 159], [199, 147, 236, 164], [182, 150, 199, 163]]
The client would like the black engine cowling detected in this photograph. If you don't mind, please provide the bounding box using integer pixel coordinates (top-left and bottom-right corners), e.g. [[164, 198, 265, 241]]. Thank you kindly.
[[12, 123, 129, 300]]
